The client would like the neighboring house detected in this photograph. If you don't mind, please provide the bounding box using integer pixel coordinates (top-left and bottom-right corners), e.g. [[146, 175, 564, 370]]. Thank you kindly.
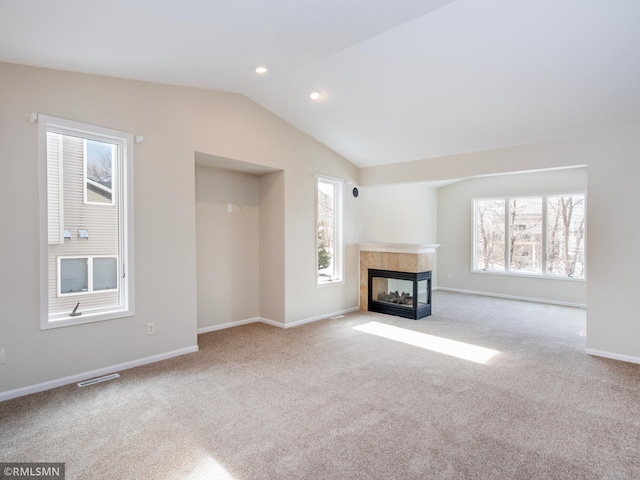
[[86, 178, 113, 204]]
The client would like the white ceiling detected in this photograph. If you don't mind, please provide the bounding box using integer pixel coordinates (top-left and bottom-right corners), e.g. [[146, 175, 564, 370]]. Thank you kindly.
[[2, 0, 639, 168]]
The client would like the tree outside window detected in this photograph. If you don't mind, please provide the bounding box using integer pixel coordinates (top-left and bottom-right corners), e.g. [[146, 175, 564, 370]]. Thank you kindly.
[[547, 195, 585, 277], [473, 194, 585, 278], [475, 199, 505, 271]]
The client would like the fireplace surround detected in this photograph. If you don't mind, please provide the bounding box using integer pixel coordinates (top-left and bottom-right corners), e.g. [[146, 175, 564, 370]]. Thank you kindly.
[[359, 243, 439, 319]]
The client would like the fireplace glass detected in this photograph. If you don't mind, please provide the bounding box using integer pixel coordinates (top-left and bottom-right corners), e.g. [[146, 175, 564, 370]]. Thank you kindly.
[[368, 269, 432, 319]]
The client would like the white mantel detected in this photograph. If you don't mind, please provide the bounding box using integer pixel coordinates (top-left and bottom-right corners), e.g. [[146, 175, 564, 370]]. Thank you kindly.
[[358, 243, 440, 254]]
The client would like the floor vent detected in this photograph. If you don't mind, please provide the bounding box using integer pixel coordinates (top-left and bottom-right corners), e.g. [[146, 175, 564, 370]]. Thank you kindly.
[[329, 315, 346, 320], [77, 373, 120, 387]]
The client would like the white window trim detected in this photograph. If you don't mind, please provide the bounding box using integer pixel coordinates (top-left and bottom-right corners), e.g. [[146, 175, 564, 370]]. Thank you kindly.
[[471, 192, 586, 281], [39, 115, 135, 329], [315, 174, 345, 286]]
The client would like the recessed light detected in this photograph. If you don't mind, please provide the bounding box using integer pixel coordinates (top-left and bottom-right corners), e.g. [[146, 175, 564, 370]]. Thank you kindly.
[[255, 66, 268, 74], [310, 90, 323, 100]]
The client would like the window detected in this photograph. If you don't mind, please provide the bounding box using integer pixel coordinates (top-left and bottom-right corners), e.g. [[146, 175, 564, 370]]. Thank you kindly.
[[39, 115, 134, 328], [546, 195, 586, 277], [316, 176, 344, 285], [58, 256, 118, 295], [473, 194, 585, 278], [509, 197, 542, 274]]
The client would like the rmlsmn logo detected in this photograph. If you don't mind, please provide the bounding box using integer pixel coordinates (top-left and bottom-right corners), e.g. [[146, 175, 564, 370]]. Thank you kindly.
[[1, 463, 65, 480]]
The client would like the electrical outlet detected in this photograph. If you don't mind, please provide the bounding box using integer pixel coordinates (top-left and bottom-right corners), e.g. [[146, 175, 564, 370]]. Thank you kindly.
[[446, 274, 452, 280], [147, 323, 155, 335], [238, 204, 244, 213], [0, 348, 5, 365]]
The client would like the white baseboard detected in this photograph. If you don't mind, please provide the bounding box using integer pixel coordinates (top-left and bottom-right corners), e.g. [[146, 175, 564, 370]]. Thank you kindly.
[[585, 349, 640, 365], [436, 287, 586, 309], [197, 317, 261, 334], [275, 306, 360, 329], [259, 317, 285, 328], [197, 316, 284, 330], [0, 345, 198, 403], [199, 307, 361, 331]]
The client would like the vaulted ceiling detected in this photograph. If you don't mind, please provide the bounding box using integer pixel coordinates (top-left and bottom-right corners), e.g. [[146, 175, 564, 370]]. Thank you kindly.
[[1, 0, 639, 167]]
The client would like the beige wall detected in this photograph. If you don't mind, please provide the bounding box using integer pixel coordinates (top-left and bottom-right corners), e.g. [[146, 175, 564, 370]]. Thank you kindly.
[[359, 136, 592, 187], [259, 171, 286, 324], [437, 168, 587, 306], [586, 130, 640, 360], [195, 165, 260, 329], [0, 62, 359, 395], [357, 183, 438, 245], [282, 160, 361, 323]]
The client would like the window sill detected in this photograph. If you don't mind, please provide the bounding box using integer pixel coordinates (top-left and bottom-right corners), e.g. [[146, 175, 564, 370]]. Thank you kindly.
[[317, 279, 345, 288], [42, 308, 134, 330], [471, 270, 586, 282]]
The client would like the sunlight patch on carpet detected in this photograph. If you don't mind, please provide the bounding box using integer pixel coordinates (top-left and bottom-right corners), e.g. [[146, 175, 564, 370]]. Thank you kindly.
[[353, 321, 500, 364], [184, 450, 237, 480]]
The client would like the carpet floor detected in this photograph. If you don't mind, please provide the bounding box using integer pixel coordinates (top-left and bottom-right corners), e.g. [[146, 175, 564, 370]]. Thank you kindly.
[[1, 291, 639, 479]]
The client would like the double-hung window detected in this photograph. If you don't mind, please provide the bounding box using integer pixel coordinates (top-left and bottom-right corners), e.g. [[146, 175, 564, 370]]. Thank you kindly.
[[39, 115, 134, 328], [473, 194, 585, 278], [316, 176, 344, 285]]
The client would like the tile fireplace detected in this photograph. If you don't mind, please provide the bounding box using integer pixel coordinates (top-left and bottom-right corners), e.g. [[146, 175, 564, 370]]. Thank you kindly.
[[359, 243, 439, 320]]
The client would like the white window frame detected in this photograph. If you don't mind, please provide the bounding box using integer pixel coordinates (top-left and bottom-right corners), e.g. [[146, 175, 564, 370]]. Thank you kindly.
[[57, 255, 119, 297], [39, 115, 135, 329], [316, 175, 344, 286], [471, 193, 586, 280]]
